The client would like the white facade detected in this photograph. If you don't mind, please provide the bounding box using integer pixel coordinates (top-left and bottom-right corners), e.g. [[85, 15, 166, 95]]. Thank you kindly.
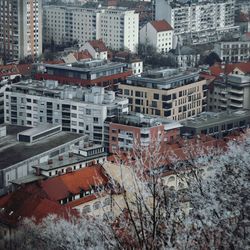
[[0, 0, 42, 61], [129, 60, 143, 75], [214, 41, 250, 63], [155, 0, 238, 44], [43, 6, 139, 53], [4, 82, 128, 143], [80, 41, 108, 60], [140, 21, 173, 53]]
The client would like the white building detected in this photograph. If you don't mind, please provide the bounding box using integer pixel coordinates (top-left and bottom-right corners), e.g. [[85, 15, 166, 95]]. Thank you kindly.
[[140, 20, 173, 53], [4, 81, 128, 143], [79, 39, 108, 60], [43, 6, 139, 53], [155, 0, 238, 44], [214, 41, 250, 63], [0, 0, 42, 62]]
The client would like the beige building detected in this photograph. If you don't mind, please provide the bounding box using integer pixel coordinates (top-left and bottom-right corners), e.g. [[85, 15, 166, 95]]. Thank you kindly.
[[119, 69, 208, 121]]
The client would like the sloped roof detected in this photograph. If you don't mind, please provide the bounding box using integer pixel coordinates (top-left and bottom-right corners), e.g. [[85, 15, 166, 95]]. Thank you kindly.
[[209, 62, 250, 76], [73, 50, 92, 61], [41, 165, 108, 201], [88, 39, 108, 52], [0, 65, 20, 78], [0, 187, 71, 226], [233, 62, 250, 73], [16, 64, 32, 76], [150, 20, 173, 32]]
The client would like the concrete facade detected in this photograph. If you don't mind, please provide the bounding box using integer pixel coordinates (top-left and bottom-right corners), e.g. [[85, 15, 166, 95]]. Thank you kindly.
[[0, 0, 42, 62], [43, 6, 139, 53]]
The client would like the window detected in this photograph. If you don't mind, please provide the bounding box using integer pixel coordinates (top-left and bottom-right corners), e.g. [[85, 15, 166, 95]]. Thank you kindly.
[[162, 94, 171, 101], [86, 109, 91, 115], [151, 101, 157, 108], [164, 110, 171, 117], [124, 89, 129, 95], [179, 91, 182, 97], [154, 93, 159, 100], [93, 117, 99, 123]]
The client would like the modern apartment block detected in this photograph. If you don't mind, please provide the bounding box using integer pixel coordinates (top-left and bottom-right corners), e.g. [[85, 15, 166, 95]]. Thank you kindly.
[[34, 60, 131, 88], [4, 81, 128, 143], [0, 0, 42, 62], [155, 0, 238, 44], [106, 113, 181, 153], [208, 74, 250, 112], [140, 20, 173, 53], [214, 41, 250, 63], [43, 6, 139, 52], [119, 69, 208, 121]]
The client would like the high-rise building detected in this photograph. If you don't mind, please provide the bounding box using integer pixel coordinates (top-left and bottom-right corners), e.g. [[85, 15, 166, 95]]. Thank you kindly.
[[155, 0, 238, 44], [43, 6, 139, 53], [0, 0, 43, 62]]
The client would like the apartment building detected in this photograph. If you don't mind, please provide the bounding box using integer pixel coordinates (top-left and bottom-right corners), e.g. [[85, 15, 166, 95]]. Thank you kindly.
[[34, 60, 131, 88], [4, 81, 128, 143], [181, 110, 250, 138], [106, 113, 181, 153], [214, 41, 250, 63], [119, 69, 208, 121], [208, 74, 250, 112], [155, 0, 238, 44], [140, 20, 173, 53], [0, 0, 42, 62], [43, 6, 139, 53]]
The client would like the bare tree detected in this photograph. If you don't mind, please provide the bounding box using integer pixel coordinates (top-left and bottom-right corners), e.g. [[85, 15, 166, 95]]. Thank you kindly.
[[11, 134, 250, 250]]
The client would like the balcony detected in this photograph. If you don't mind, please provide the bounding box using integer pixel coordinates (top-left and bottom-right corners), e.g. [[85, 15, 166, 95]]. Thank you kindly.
[[229, 102, 243, 109], [230, 95, 243, 102], [229, 88, 243, 95]]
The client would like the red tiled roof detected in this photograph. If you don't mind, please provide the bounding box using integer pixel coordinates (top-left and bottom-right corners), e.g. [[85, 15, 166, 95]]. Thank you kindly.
[[233, 62, 250, 73], [0, 188, 73, 226], [88, 39, 108, 52], [209, 62, 250, 76], [17, 64, 32, 76], [0, 65, 20, 77], [45, 59, 65, 65], [150, 20, 173, 32], [41, 165, 108, 201], [73, 50, 92, 60]]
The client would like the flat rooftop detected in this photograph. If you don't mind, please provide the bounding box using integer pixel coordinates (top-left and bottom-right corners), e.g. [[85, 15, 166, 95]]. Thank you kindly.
[[18, 124, 61, 137], [126, 68, 201, 90], [36, 151, 107, 171], [181, 110, 250, 129], [106, 113, 182, 129], [0, 126, 84, 170]]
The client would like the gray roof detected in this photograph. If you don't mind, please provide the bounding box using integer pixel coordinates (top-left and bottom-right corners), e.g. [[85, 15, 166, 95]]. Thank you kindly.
[[0, 129, 83, 170], [181, 110, 250, 129]]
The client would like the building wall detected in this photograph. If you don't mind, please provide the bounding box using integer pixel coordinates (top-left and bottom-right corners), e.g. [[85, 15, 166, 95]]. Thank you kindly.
[[119, 79, 207, 121], [155, 0, 236, 44], [43, 6, 139, 53], [0, 136, 85, 195], [215, 41, 250, 63], [0, 0, 42, 61], [4, 89, 128, 143], [208, 77, 250, 112], [140, 23, 173, 53]]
